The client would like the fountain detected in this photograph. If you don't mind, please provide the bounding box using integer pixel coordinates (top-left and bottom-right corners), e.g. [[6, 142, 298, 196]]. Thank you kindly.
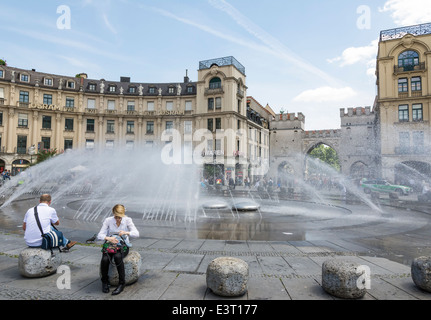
[[0, 145, 428, 248]]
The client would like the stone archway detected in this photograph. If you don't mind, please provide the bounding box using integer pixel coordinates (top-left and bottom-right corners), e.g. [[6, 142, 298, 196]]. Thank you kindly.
[[304, 142, 340, 181]]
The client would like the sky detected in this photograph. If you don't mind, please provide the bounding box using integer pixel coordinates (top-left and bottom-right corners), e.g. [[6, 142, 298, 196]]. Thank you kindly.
[[1, 0, 431, 130]]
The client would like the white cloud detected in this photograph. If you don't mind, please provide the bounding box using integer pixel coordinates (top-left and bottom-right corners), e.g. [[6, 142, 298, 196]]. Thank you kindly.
[[293, 87, 357, 103], [380, 0, 431, 26], [327, 39, 378, 78], [328, 39, 378, 67]]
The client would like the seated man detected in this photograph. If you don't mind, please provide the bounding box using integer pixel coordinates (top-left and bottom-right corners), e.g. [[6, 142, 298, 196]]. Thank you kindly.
[[23, 194, 77, 250]]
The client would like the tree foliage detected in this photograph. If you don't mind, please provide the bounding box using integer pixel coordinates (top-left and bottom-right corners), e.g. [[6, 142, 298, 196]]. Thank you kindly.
[[309, 144, 340, 172], [36, 148, 58, 163]]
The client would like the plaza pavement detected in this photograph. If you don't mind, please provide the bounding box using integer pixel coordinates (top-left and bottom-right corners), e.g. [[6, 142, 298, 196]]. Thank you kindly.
[[0, 229, 430, 302], [0, 187, 430, 306]]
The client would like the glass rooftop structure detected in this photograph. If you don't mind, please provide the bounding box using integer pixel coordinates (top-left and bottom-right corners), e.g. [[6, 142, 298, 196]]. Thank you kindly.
[[199, 56, 245, 75]]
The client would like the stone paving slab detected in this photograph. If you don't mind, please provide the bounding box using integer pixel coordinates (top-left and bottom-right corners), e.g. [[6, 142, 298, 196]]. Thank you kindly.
[[0, 232, 430, 301]]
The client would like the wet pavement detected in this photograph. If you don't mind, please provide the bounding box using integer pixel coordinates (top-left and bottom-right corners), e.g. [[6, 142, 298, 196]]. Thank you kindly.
[[0, 190, 430, 303]]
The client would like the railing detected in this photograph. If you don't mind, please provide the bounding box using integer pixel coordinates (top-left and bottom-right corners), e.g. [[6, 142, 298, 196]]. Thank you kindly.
[[394, 62, 425, 73], [381, 22, 431, 41], [199, 56, 245, 75], [205, 86, 224, 95], [0, 98, 4, 105]]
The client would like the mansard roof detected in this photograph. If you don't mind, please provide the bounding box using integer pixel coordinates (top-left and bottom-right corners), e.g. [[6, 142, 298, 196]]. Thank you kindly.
[[0, 65, 197, 96]]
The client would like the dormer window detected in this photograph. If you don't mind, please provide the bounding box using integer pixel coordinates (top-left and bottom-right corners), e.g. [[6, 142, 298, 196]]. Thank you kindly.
[[0, 69, 4, 78], [168, 87, 175, 94], [66, 80, 75, 89], [128, 86, 136, 93], [108, 85, 116, 92], [88, 83, 97, 91], [20, 74, 29, 82], [149, 87, 156, 94], [44, 78, 53, 86]]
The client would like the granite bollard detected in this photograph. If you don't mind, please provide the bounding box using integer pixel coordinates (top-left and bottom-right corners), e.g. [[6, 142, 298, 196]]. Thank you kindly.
[[322, 259, 368, 299], [206, 257, 248, 297], [411, 256, 431, 292], [18, 248, 62, 278], [100, 251, 141, 286]]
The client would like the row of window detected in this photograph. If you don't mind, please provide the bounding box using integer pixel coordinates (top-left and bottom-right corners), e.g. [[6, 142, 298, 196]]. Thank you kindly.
[[16, 90, 194, 111], [0, 69, 194, 94], [398, 76, 422, 93], [0, 71, 196, 94], [15, 135, 140, 153], [13, 113, 195, 136], [398, 103, 423, 122], [399, 131, 425, 148]]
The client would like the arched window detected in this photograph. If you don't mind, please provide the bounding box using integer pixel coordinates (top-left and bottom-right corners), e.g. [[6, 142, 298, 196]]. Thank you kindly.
[[209, 77, 221, 89], [398, 50, 419, 68]]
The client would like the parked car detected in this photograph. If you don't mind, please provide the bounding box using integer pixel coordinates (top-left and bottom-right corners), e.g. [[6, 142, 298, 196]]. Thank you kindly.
[[360, 179, 412, 196]]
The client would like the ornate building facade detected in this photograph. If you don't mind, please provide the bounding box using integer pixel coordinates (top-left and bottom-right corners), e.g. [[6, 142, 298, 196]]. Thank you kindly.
[[375, 23, 431, 188], [0, 56, 270, 181]]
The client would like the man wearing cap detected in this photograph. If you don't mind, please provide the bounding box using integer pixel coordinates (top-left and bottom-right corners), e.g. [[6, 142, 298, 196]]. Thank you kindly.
[[97, 204, 139, 295]]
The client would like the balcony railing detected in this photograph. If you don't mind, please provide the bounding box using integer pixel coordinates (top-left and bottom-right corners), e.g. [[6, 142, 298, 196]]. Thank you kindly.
[[394, 62, 425, 73], [0, 98, 4, 105], [381, 22, 431, 41], [18, 101, 29, 108], [205, 86, 224, 96]]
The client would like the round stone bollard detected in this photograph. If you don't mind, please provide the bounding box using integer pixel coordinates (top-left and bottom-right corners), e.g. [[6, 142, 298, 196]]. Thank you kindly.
[[206, 257, 249, 297], [411, 256, 431, 292], [101, 251, 141, 286], [18, 248, 62, 278], [322, 259, 367, 299]]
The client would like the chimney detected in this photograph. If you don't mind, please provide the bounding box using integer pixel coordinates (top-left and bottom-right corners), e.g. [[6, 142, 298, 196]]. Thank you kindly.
[[184, 69, 190, 83], [77, 73, 88, 79]]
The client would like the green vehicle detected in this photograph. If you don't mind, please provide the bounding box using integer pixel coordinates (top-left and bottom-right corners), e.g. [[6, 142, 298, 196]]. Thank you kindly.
[[360, 179, 412, 196]]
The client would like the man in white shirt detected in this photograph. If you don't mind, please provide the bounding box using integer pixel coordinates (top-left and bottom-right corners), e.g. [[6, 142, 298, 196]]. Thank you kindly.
[[23, 194, 77, 250]]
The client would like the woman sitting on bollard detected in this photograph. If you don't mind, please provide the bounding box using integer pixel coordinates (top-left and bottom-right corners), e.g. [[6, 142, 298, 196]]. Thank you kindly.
[[97, 204, 139, 295]]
